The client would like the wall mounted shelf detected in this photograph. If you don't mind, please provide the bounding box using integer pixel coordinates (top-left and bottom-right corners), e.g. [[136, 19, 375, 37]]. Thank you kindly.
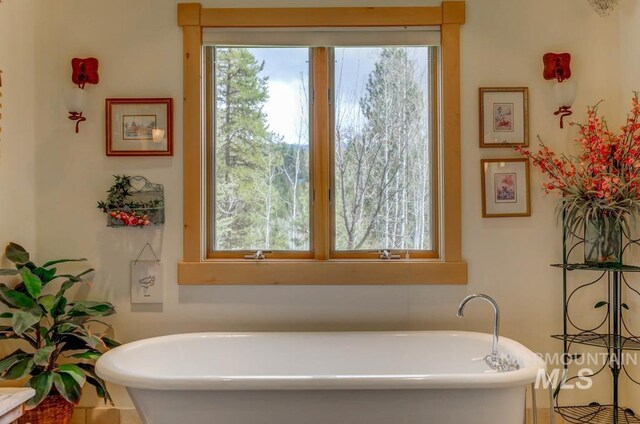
[[99, 176, 165, 228]]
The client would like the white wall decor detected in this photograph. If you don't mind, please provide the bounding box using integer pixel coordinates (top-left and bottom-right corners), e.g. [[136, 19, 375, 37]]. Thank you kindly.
[[131, 260, 163, 304]]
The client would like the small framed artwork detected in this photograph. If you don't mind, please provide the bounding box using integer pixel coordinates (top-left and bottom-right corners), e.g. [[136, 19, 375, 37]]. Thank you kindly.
[[479, 87, 529, 148], [481, 158, 530, 217], [131, 260, 163, 304], [106, 98, 173, 156]]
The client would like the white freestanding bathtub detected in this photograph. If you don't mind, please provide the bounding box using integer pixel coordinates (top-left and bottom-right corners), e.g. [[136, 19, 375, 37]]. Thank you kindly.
[[96, 331, 545, 424]]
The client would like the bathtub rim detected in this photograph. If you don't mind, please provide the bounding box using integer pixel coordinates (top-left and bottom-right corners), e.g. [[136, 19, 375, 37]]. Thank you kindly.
[[96, 330, 546, 391]]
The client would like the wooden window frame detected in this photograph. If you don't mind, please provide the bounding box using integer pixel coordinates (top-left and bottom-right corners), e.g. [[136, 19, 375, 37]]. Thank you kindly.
[[178, 2, 467, 285]]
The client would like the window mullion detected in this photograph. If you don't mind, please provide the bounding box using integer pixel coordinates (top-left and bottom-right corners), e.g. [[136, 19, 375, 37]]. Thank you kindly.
[[312, 47, 331, 260]]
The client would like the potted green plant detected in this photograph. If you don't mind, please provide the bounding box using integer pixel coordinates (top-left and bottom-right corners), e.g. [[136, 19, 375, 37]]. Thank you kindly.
[[0, 242, 118, 424]]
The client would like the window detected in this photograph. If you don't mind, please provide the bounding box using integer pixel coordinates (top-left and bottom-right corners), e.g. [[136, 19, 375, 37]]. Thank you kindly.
[[208, 47, 311, 257], [206, 40, 437, 260], [332, 46, 438, 258], [178, 2, 467, 285]]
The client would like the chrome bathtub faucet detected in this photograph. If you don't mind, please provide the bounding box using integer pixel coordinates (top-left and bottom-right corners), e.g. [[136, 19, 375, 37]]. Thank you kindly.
[[456, 294, 519, 372]]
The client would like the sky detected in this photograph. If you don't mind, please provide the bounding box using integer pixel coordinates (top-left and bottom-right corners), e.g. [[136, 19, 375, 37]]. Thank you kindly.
[[226, 46, 430, 145], [250, 47, 310, 146]]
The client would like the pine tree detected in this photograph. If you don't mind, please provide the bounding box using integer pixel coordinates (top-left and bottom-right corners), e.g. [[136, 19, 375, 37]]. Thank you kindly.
[[215, 48, 271, 249], [214, 48, 310, 251]]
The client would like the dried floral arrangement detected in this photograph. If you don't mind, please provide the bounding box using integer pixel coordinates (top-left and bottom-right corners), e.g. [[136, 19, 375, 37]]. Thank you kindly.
[[517, 93, 640, 237]]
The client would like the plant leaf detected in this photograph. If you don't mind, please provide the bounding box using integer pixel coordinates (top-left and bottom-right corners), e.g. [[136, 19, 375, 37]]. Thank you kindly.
[[56, 329, 106, 352], [52, 372, 82, 405], [51, 296, 67, 318], [54, 272, 93, 298], [33, 345, 55, 367], [0, 269, 18, 276], [53, 321, 88, 334], [66, 301, 115, 317], [57, 364, 86, 387], [4, 357, 34, 379], [11, 310, 42, 336], [0, 312, 13, 319], [71, 334, 106, 351], [38, 295, 56, 313], [27, 372, 54, 408], [77, 363, 112, 405], [0, 350, 27, 374], [0, 326, 19, 341], [86, 376, 111, 405], [42, 258, 87, 268], [70, 350, 101, 360], [11, 310, 41, 335], [33, 267, 57, 285], [55, 270, 94, 283], [19, 268, 42, 299], [101, 336, 120, 349], [595, 301, 608, 309], [0, 284, 37, 308], [5, 243, 29, 265], [55, 335, 92, 353]]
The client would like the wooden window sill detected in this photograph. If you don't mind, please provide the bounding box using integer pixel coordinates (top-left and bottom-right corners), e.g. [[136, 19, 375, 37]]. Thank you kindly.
[[177, 260, 467, 285]]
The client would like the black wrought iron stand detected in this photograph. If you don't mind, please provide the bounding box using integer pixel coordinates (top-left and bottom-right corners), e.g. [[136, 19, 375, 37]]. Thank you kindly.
[[552, 222, 640, 424]]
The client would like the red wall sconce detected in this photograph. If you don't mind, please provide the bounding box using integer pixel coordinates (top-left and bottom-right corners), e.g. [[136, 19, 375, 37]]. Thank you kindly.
[[64, 57, 99, 133], [543, 53, 576, 129]]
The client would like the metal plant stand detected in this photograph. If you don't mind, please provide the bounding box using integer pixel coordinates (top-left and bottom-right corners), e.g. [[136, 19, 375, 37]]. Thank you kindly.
[[551, 222, 640, 424]]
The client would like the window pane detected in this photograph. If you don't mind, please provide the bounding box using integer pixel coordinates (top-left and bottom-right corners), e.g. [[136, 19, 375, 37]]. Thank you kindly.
[[212, 47, 310, 251], [333, 47, 434, 252]]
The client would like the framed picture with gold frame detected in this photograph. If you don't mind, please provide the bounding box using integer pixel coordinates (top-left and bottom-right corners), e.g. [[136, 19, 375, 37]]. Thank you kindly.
[[479, 87, 529, 148], [481, 158, 530, 217]]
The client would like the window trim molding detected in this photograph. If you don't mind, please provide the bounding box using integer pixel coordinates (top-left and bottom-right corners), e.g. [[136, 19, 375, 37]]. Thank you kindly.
[[177, 2, 467, 285]]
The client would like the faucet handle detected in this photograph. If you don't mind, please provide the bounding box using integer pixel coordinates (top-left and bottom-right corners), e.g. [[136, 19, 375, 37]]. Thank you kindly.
[[486, 353, 520, 372], [505, 354, 520, 370]]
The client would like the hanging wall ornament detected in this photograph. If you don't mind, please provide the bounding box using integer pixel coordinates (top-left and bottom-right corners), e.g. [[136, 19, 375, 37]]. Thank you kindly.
[[543, 53, 576, 129], [65, 57, 99, 133]]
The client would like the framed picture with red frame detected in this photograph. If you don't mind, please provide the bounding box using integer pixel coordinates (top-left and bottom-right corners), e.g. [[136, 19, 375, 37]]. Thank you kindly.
[[106, 98, 173, 156]]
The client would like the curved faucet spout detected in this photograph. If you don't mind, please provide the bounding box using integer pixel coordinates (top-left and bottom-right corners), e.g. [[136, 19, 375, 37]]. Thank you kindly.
[[457, 294, 500, 359]]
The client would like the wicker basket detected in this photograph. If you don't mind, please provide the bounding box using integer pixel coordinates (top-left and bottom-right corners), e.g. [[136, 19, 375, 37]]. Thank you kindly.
[[17, 394, 75, 424]]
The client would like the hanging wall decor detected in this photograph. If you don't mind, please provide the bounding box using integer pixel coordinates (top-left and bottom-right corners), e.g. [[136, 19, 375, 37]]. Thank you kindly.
[[97, 175, 165, 227], [481, 158, 531, 218], [543, 53, 576, 129], [65, 57, 99, 133], [479, 87, 529, 148], [106, 98, 173, 156], [131, 243, 163, 304]]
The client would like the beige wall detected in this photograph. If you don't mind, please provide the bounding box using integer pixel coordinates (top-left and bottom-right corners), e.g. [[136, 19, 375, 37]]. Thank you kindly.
[[618, 0, 640, 408], [0, 0, 630, 409], [0, 0, 37, 260]]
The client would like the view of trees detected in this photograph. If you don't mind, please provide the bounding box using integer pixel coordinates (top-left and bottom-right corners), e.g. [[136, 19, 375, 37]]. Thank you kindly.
[[214, 47, 310, 251], [213, 46, 433, 252], [334, 47, 433, 251]]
